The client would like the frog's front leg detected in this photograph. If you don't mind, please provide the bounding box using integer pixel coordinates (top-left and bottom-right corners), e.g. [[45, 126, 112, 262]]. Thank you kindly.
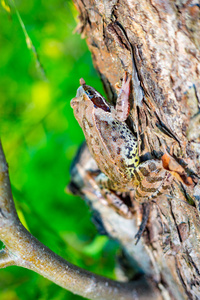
[[113, 72, 131, 122], [96, 173, 134, 219]]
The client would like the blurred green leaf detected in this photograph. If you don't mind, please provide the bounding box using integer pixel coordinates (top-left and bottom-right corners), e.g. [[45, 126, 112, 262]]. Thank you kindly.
[[1, 0, 11, 13], [0, 0, 119, 299]]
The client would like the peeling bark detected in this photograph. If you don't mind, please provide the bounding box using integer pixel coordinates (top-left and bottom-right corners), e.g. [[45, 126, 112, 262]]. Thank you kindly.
[[70, 0, 200, 299]]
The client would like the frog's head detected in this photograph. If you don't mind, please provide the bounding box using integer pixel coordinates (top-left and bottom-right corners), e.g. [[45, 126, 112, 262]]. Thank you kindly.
[[71, 79, 111, 124]]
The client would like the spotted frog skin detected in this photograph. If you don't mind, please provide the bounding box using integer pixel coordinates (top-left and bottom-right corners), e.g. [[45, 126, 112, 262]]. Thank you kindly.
[[71, 74, 171, 217]]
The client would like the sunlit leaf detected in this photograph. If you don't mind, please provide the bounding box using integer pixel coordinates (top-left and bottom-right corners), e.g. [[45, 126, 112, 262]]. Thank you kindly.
[[16, 208, 30, 231], [1, 0, 11, 13], [83, 236, 109, 256]]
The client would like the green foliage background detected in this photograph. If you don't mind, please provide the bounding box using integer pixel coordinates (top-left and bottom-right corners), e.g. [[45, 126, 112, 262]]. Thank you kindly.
[[0, 1, 119, 299]]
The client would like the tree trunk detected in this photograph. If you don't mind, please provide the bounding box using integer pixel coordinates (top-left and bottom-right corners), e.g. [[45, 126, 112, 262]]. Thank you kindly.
[[70, 1, 200, 299]]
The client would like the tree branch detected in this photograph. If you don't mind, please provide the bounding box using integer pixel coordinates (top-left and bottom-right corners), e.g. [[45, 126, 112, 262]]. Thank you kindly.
[[0, 249, 15, 268], [0, 140, 161, 300], [72, 1, 200, 298]]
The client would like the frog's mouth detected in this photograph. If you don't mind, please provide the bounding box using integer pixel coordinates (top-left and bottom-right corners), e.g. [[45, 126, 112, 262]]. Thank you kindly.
[[70, 87, 85, 109], [76, 86, 85, 98]]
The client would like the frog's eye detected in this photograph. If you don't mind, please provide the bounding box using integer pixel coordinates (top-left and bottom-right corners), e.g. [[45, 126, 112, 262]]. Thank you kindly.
[[91, 94, 111, 112], [84, 88, 93, 98], [84, 86, 110, 112]]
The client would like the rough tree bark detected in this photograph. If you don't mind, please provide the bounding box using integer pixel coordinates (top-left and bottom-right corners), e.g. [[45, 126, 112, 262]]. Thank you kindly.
[[1, 1, 200, 299], [69, 0, 200, 299]]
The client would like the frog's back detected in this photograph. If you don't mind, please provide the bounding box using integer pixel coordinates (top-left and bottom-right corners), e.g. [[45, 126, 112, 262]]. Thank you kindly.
[[92, 109, 139, 182]]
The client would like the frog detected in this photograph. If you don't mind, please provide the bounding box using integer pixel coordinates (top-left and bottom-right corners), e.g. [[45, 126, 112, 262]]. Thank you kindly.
[[70, 72, 172, 218]]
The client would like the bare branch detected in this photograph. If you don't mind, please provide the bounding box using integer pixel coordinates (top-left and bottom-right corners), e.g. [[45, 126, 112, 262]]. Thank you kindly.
[[0, 140, 161, 299], [0, 249, 15, 268]]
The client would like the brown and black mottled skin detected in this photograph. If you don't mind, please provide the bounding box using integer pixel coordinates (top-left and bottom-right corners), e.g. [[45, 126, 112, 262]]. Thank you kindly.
[[71, 78, 172, 217]]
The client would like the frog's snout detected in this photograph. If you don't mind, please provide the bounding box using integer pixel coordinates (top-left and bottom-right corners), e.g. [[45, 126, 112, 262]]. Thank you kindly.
[[70, 86, 85, 109], [76, 86, 85, 98], [70, 97, 78, 109]]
